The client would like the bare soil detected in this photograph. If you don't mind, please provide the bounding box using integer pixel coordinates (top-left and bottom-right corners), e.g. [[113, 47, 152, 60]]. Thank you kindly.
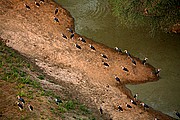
[[0, 0, 175, 119]]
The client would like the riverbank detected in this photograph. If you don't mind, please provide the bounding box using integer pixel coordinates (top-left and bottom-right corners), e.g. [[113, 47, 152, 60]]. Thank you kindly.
[[0, 0, 175, 119], [0, 41, 100, 119]]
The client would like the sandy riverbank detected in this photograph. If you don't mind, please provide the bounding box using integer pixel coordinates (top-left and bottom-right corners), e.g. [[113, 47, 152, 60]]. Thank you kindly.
[[0, 0, 175, 119]]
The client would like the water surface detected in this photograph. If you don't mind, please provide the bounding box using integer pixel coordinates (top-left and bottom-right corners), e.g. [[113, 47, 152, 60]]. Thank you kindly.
[[55, 0, 180, 118]]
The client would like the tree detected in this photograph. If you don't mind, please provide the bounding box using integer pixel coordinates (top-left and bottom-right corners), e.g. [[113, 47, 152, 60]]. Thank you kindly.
[[109, 0, 180, 34]]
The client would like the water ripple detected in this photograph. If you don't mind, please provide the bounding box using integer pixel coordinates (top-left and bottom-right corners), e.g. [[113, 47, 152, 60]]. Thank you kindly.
[[74, 0, 110, 20]]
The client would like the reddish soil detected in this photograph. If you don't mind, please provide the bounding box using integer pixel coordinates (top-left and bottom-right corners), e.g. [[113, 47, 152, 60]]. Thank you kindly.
[[0, 80, 60, 120], [0, 0, 175, 119]]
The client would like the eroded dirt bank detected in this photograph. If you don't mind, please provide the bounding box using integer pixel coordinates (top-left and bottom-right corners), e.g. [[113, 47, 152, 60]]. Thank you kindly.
[[0, 0, 175, 119]]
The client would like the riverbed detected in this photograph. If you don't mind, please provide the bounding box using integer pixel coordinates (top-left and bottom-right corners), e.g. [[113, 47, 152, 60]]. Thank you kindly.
[[55, 0, 180, 118]]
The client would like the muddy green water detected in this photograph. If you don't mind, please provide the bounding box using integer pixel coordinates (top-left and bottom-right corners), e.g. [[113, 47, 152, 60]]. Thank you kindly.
[[55, 0, 180, 118]]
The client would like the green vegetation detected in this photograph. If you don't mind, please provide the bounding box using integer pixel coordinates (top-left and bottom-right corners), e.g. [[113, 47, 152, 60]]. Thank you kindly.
[[64, 100, 76, 110], [0, 41, 96, 119], [79, 104, 91, 114], [109, 0, 180, 33], [37, 75, 45, 80], [56, 100, 92, 116]]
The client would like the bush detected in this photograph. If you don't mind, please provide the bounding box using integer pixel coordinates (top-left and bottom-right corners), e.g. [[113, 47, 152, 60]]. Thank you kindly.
[[109, 0, 180, 33], [64, 100, 76, 110]]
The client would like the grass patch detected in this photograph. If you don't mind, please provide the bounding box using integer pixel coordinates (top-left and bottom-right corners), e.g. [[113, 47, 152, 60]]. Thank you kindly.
[[16, 84, 25, 89], [37, 75, 45, 80], [0, 41, 96, 119], [18, 91, 27, 97], [58, 105, 67, 113], [64, 100, 76, 110], [19, 71, 27, 77], [41, 90, 55, 97], [20, 116, 30, 120], [19, 76, 31, 84], [27, 90, 34, 99], [79, 104, 91, 114], [30, 80, 41, 88]]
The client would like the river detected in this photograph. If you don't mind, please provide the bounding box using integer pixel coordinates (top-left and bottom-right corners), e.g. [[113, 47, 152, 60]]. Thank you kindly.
[[55, 0, 180, 118]]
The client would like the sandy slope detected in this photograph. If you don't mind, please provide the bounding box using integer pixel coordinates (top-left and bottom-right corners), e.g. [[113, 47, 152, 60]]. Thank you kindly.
[[0, 0, 175, 119]]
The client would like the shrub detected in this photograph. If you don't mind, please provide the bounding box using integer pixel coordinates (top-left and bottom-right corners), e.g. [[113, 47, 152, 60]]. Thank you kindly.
[[64, 100, 76, 110]]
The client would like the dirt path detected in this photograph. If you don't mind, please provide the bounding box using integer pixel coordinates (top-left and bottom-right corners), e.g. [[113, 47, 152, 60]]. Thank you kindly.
[[0, 0, 175, 119]]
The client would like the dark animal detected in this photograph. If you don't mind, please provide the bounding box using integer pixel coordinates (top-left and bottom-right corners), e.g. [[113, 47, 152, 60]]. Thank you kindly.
[[99, 107, 103, 114], [54, 17, 59, 22], [67, 27, 74, 33], [24, 4, 30, 10], [142, 57, 148, 65], [124, 50, 131, 58], [126, 103, 132, 108], [130, 99, 137, 105], [89, 44, 95, 50], [75, 44, 81, 49], [17, 102, 23, 110], [114, 47, 122, 53], [101, 54, 108, 59], [140, 102, 149, 109], [133, 93, 138, 100], [55, 8, 58, 14], [103, 62, 109, 67], [118, 105, 123, 112], [131, 59, 136, 65], [175, 111, 180, 118], [154, 68, 161, 76], [79, 37, 86, 43], [121, 66, 129, 72], [115, 76, 121, 82], [28, 104, 33, 111], [35, 2, 40, 7], [17, 95, 25, 105], [61, 33, 67, 39], [55, 98, 62, 105], [70, 33, 74, 39]]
